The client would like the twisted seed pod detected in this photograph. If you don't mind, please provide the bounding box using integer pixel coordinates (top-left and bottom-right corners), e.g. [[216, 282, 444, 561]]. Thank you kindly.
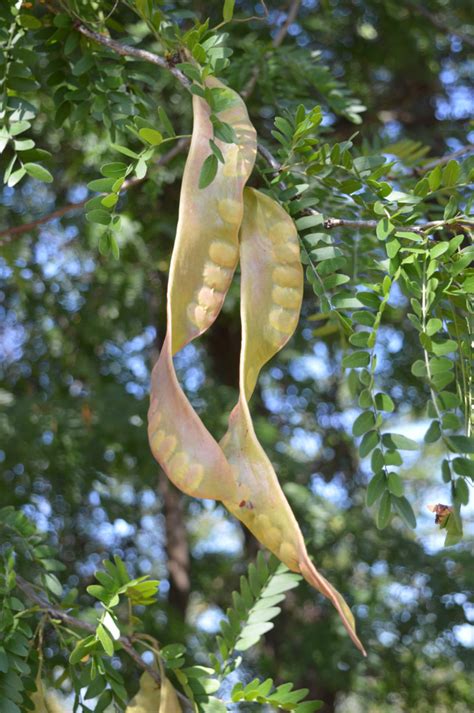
[[125, 671, 182, 713], [148, 79, 256, 502], [148, 82, 366, 656], [221, 188, 365, 655]]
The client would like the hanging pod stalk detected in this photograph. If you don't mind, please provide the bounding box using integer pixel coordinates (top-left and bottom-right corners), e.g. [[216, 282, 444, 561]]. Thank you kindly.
[[148, 81, 366, 656]]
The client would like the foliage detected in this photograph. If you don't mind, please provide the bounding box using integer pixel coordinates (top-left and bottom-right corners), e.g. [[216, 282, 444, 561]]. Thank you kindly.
[[1, 0, 471, 540], [82, 100, 182, 258], [0, 510, 320, 711], [213, 553, 301, 671], [231, 678, 323, 712], [267, 104, 473, 539]]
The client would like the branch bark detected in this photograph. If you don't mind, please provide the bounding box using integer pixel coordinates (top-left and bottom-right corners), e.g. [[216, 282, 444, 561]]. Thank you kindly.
[[323, 216, 474, 233], [158, 478, 191, 617], [76, 23, 192, 88], [423, 143, 474, 170], [0, 138, 188, 244], [406, 0, 474, 49], [15, 574, 193, 710], [242, 0, 301, 99], [148, 275, 192, 623], [260, 146, 474, 234], [273, 0, 302, 48]]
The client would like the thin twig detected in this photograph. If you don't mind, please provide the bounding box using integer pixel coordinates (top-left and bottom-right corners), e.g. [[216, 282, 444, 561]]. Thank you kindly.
[[76, 23, 192, 89], [0, 139, 188, 243], [15, 575, 193, 709], [386, 143, 474, 180], [242, 0, 301, 99], [423, 143, 474, 170], [215, 0, 269, 27], [323, 216, 474, 233], [258, 143, 474, 234], [273, 0, 302, 47], [257, 143, 281, 171], [4, 135, 472, 243], [1, 199, 100, 243], [73, 18, 474, 175], [406, 0, 474, 48]]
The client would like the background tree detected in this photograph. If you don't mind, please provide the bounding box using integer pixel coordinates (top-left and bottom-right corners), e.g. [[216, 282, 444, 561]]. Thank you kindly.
[[0, 1, 473, 711]]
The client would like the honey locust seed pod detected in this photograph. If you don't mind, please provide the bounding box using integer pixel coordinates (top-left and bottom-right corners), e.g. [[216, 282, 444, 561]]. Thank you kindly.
[[209, 240, 239, 268], [272, 265, 301, 288]]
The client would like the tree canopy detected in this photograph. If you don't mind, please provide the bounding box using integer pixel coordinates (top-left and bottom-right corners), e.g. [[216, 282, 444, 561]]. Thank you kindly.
[[0, 1, 473, 712]]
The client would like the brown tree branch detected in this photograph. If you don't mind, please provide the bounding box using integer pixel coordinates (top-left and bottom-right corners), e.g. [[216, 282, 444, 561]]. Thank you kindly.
[[422, 143, 474, 170], [158, 478, 191, 617], [385, 143, 474, 180], [148, 284, 191, 621], [1, 199, 102, 243], [323, 216, 474, 233], [257, 142, 281, 171], [0, 139, 189, 244], [273, 0, 302, 47], [242, 0, 301, 99], [2, 19, 472, 245], [258, 144, 474, 234], [76, 23, 192, 88], [406, 0, 474, 49], [15, 574, 193, 709], [4, 134, 472, 243], [77, 17, 474, 236]]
